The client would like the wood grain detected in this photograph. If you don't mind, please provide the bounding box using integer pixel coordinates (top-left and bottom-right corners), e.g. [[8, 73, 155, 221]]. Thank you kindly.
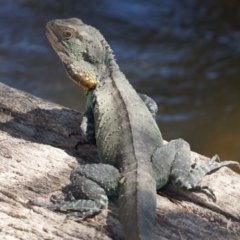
[[0, 82, 239, 240]]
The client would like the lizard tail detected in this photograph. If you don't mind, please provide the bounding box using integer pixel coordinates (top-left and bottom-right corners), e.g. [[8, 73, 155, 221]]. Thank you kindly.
[[119, 166, 156, 240]]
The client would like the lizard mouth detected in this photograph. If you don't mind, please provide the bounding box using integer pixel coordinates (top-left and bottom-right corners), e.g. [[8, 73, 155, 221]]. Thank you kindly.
[[46, 25, 57, 46], [46, 23, 70, 58]]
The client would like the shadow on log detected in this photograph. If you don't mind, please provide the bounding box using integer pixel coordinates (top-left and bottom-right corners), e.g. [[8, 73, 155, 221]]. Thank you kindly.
[[0, 82, 239, 239]]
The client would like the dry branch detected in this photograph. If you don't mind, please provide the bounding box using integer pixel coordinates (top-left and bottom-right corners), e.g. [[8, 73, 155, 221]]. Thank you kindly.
[[0, 82, 239, 240]]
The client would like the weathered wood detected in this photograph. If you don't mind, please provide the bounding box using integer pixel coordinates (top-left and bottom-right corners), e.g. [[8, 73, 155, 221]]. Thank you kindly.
[[0, 82, 239, 240]]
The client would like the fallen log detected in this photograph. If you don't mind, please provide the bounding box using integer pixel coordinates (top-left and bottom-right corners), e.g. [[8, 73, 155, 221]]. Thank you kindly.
[[0, 82, 239, 240]]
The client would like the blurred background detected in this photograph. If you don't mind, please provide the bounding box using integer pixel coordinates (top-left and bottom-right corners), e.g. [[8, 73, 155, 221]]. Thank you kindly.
[[1, 0, 240, 171]]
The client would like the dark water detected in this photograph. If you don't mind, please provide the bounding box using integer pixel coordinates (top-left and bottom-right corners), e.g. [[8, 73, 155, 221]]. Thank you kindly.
[[1, 0, 240, 172]]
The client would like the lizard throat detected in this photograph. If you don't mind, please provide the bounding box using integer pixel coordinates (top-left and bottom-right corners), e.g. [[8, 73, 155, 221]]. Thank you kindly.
[[64, 63, 98, 91]]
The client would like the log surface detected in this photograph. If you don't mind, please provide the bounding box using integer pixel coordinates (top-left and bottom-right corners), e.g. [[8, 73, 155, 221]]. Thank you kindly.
[[0, 82, 239, 240]]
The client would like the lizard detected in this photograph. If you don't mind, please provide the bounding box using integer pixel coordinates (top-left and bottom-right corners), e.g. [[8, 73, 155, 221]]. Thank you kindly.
[[33, 18, 240, 240]]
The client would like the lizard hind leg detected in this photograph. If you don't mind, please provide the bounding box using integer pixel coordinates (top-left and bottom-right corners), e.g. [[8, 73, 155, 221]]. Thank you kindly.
[[31, 163, 120, 218], [152, 138, 239, 193], [184, 154, 240, 190], [30, 176, 109, 218], [62, 163, 120, 218], [169, 139, 240, 190]]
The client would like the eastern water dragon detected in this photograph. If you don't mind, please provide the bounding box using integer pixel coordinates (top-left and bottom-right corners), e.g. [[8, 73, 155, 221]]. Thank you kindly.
[[32, 18, 240, 240]]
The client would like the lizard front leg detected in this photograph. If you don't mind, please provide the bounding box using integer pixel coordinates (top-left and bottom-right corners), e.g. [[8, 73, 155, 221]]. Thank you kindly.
[[71, 96, 96, 150], [79, 106, 95, 143], [138, 93, 158, 120], [70, 90, 95, 146]]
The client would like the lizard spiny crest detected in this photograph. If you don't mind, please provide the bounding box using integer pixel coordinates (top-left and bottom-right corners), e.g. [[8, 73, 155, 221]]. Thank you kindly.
[[46, 18, 117, 92]]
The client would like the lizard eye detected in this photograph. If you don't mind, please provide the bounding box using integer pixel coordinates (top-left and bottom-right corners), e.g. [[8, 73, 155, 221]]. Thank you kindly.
[[62, 30, 72, 39]]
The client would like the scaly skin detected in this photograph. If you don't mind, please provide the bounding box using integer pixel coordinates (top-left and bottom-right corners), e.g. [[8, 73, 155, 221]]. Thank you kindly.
[[46, 18, 162, 239], [40, 18, 240, 240]]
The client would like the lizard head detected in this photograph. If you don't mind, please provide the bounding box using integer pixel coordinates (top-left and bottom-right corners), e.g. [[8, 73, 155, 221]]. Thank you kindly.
[[46, 18, 113, 92]]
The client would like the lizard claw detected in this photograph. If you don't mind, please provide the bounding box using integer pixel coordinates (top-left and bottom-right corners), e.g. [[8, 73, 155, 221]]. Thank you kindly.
[[69, 131, 82, 139], [191, 185, 216, 202]]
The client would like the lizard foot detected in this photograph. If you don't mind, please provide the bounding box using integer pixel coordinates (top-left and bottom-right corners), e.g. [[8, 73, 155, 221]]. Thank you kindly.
[[181, 154, 239, 190], [29, 197, 103, 218], [190, 185, 216, 201]]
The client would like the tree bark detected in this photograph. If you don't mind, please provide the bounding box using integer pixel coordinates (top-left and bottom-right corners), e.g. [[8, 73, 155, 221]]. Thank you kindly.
[[0, 82, 239, 240]]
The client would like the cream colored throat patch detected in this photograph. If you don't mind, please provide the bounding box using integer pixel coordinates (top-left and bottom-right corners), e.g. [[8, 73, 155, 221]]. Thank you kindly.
[[75, 69, 98, 91]]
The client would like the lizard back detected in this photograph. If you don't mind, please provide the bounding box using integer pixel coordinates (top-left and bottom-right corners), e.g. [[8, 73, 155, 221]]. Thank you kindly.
[[92, 69, 163, 239]]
